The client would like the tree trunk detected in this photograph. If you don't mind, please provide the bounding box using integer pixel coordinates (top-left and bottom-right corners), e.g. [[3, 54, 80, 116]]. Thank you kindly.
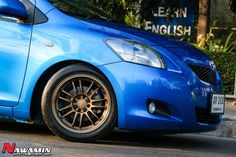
[[197, 0, 210, 46]]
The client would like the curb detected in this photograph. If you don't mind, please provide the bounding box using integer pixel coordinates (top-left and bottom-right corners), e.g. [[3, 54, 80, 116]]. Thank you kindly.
[[202, 115, 236, 138]]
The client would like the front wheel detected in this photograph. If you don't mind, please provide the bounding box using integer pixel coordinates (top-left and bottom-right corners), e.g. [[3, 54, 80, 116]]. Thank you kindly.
[[41, 64, 117, 141]]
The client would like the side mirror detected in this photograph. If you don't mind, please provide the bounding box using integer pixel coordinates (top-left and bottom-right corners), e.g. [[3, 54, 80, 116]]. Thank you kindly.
[[0, 0, 27, 18]]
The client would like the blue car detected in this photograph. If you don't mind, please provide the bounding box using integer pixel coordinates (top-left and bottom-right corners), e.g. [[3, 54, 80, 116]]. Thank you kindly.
[[0, 0, 225, 141]]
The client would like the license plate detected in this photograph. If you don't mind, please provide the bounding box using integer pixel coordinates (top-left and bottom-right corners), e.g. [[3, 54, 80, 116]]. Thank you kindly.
[[211, 94, 225, 114]]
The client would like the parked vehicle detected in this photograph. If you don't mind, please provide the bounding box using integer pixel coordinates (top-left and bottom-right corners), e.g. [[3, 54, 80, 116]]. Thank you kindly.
[[0, 0, 225, 141]]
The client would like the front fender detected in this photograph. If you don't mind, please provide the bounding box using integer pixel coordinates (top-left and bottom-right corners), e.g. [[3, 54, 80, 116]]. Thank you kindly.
[[13, 10, 121, 120]]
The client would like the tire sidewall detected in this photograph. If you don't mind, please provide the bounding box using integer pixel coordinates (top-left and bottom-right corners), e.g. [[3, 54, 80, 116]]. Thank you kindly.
[[41, 64, 117, 141]]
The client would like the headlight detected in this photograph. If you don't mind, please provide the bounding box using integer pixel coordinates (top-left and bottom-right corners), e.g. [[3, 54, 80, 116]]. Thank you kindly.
[[105, 38, 165, 68]]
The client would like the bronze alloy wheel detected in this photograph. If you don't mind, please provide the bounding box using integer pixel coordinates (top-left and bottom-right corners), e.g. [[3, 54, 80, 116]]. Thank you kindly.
[[52, 74, 111, 133], [41, 64, 117, 141]]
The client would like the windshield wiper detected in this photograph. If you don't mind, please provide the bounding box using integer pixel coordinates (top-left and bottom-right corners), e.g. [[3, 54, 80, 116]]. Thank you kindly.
[[87, 15, 113, 22]]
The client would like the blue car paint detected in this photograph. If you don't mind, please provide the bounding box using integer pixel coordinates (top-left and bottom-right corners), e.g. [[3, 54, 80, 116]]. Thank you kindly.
[[13, 8, 122, 120], [98, 61, 221, 131], [0, 16, 32, 107], [82, 20, 213, 66], [0, 0, 27, 18], [34, 0, 54, 14], [0, 0, 222, 132]]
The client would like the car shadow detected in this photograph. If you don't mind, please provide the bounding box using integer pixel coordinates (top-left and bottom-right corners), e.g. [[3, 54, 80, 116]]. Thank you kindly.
[[0, 119, 52, 135], [0, 119, 227, 151], [100, 131, 215, 150]]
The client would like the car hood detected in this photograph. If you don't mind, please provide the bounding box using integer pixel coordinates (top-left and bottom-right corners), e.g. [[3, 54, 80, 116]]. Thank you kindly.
[[80, 20, 211, 66]]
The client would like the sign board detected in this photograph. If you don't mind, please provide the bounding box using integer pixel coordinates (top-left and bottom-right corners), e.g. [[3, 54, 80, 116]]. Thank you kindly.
[[144, 0, 196, 37]]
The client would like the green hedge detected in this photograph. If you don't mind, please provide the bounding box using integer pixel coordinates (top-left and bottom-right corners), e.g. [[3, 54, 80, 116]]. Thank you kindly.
[[50, 0, 236, 94], [205, 51, 236, 94], [195, 31, 236, 94]]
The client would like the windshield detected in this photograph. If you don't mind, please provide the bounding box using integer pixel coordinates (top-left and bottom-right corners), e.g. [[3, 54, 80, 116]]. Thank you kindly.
[[48, 0, 113, 21]]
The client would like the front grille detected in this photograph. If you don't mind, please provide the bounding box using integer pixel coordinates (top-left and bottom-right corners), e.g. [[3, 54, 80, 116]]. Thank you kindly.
[[188, 65, 216, 85], [195, 108, 220, 124]]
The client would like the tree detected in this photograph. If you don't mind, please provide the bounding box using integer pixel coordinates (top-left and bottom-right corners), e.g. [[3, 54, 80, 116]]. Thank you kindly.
[[197, 0, 210, 46]]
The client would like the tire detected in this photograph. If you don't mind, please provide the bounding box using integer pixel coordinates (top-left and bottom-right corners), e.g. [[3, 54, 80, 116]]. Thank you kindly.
[[41, 64, 117, 142]]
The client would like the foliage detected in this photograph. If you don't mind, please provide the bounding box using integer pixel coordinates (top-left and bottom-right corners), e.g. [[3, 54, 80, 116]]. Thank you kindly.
[[51, 0, 236, 94], [87, 0, 126, 23], [87, 0, 141, 27], [51, 0, 236, 26], [194, 30, 236, 94], [87, 0, 191, 28], [49, 0, 112, 20], [207, 52, 236, 94]]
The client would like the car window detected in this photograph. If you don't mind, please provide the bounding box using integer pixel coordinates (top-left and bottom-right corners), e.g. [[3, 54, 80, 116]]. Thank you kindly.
[[48, 0, 113, 21]]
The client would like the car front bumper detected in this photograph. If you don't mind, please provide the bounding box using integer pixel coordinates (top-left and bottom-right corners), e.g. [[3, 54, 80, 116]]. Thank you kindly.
[[99, 61, 222, 133]]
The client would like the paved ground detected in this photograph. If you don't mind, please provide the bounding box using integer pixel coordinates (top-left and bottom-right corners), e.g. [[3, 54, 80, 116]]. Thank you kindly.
[[0, 121, 236, 157], [0, 103, 235, 157], [203, 102, 236, 138], [225, 101, 236, 117]]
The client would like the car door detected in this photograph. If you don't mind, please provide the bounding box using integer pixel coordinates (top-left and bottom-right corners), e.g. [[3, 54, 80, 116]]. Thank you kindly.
[[0, 2, 33, 107]]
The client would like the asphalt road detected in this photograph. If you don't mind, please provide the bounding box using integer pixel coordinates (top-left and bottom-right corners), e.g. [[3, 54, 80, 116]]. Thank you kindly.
[[0, 121, 236, 157]]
